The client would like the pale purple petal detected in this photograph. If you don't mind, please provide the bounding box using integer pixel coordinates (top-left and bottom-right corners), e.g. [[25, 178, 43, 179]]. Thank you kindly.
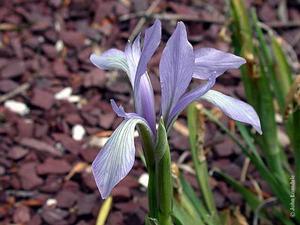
[[193, 48, 246, 80], [167, 76, 216, 128], [160, 22, 194, 121], [201, 90, 262, 134], [110, 99, 138, 119], [124, 34, 141, 85], [92, 116, 152, 199], [134, 74, 156, 133], [134, 19, 161, 88], [90, 49, 129, 75]]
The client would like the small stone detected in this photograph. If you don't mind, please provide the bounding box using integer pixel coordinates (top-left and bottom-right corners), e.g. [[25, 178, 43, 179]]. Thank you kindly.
[[76, 194, 97, 215], [19, 162, 43, 190], [46, 199, 58, 207], [4, 100, 29, 116], [60, 31, 85, 48], [56, 190, 78, 208], [37, 158, 71, 175], [0, 80, 18, 92], [41, 207, 68, 224], [138, 173, 149, 188], [55, 87, 72, 100], [8, 146, 29, 160], [13, 205, 31, 224], [31, 89, 54, 110], [1, 60, 25, 78], [72, 124, 85, 141], [111, 186, 131, 199]]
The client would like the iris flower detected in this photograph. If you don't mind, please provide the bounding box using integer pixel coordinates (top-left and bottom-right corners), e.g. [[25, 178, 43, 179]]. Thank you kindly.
[[90, 20, 261, 199]]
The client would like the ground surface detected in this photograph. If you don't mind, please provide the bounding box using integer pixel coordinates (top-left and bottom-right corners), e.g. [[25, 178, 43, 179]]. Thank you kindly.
[[0, 0, 299, 224]]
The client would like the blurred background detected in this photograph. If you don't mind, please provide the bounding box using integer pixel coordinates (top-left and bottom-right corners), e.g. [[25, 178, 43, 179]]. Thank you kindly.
[[0, 0, 299, 225]]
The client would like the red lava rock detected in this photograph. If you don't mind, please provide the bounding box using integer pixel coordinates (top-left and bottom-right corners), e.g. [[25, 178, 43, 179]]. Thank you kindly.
[[76, 194, 97, 216], [18, 162, 43, 190], [0, 165, 5, 175], [37, 158, 71, 175], [13, 205, 31, 224], [107, 211, 124, 225], [7, 146, 29, 160], [31, 89, 54, 110], [52, 133, 82, 155], [98, 113, 115, 129], [53, 60, 69, 77], [1, 60, 25, 78], [17, 119, 34, 138], [81, 170, 97, 190], [56, 190, 78, 208], [31, 214, 42, 225], [79, 148, 98, 162], [214, 139, 235, 157], [41, 207, 68, 225], [60, 31, 85, 48], [214, 191, 225, 208], [115, 202, 139, 213], [40, 175, 63, 193], [111, 186, 131, 200], [19, 138, 62, 156], [84, 69, 107, 88], [42, 44, 57, 59], [0, 80, 18, 92]]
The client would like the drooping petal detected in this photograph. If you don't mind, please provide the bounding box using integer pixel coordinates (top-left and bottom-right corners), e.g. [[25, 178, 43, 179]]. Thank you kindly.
[[160, 22, 194, 121], [90, 49, 129, 75], [167, 76, 216, 128], [92, 116, 152, 199], [193, 48, 246, 80], [134, 19, 161, 88], [201, 90, 262, 134], [110, 99, 138, 119]]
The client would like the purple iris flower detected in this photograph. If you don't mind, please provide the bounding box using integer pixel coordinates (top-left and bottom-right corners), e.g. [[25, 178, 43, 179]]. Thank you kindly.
[[90, 20, 261, 199]]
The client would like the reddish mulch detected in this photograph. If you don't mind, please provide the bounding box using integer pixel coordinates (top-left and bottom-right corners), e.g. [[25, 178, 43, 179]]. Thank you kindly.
[[0, 0, 299, 224]]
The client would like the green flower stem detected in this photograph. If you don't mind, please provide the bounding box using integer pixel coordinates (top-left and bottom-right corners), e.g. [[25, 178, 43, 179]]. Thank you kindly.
[[156, 120, 173, 225], [139, 125, 158, 220]]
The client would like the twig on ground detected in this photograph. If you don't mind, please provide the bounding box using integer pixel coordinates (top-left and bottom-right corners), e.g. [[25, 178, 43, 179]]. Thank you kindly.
[[128, 0, 161, 42], [0, 83, 31, 103]]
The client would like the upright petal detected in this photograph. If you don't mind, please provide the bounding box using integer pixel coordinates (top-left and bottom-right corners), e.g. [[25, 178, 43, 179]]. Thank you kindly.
[[90, 49, 129, 75], [160, 22, 194, 121], [92, 116, 152, 199], [201, 90, 262, 134], [134, 19, 161, 88], [167, 76, 216, 129], [193, 48, 246, 80], [124, 34, 141, 85], [134, 74, 156, 133]]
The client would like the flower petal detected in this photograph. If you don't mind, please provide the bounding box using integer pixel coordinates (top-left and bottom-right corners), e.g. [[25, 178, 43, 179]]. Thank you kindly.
[[201, 90, 262, 134], [110, 99, 138, 119], [193, 48, 246, 80], [160, 22, 194, 121], [92, 116, 152, 199], [90, 49, 129, 75], [134, 74, 156, 133], [167, 76, 216, 128], [125, 34, 141, 85], [134, 19, 161, 87]]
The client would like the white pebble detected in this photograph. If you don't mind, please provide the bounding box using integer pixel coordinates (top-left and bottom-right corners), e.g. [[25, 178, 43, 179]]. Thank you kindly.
[[46, 198, 57, 206], [68, 95, 81, 103], [138, 173, 149, 188], [4, 100, 29, 116], [54, 87, 72, 100], [72, 124, 86, 141]]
